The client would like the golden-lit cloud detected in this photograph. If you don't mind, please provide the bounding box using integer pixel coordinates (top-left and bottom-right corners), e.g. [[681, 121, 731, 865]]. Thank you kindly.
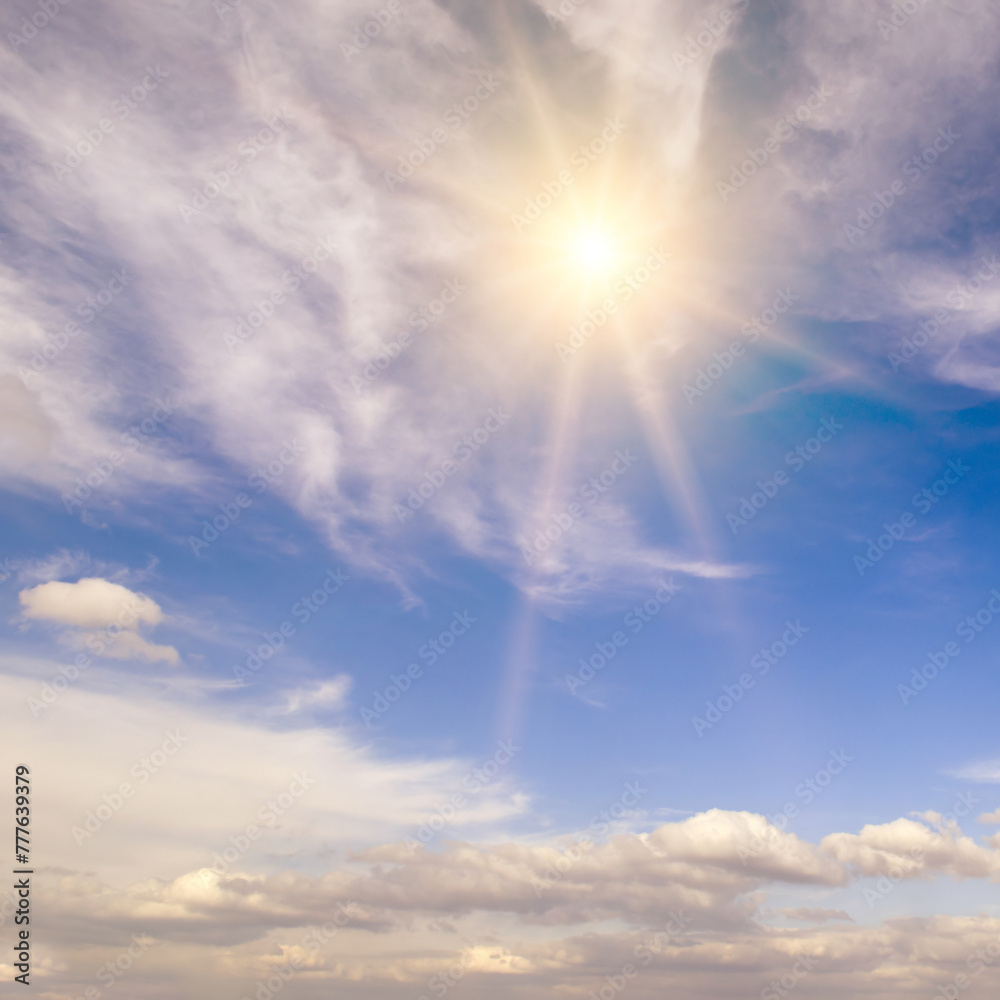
[[19, 577, 179, 665]]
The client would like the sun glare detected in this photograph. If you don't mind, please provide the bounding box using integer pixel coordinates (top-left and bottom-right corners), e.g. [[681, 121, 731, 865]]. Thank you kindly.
[[572, 228, 619, 274]]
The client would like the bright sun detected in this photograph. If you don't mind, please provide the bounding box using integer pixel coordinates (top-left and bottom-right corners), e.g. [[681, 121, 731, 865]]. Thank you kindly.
[[572, 229, 619, 274], [501, 167, 674, 308]]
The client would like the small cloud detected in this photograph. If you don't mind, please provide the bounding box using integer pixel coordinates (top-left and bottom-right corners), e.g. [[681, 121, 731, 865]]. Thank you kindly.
[[277, 677, 352, 715], [566, 679, 607, 709], [978, 809, 1000, 824], [18, 576, 180, 666], [950, 760, 1000, 784], [100, 630, 181, 666], [20, 577, 164, 628]]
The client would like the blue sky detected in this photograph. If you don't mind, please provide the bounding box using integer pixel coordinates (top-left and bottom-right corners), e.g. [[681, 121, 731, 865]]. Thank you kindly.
[[2, 0, 1000, 997]]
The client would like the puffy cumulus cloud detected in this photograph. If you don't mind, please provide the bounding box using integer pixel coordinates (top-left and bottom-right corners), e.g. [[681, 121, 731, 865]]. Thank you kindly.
[[979, 808, 1000, 824], [22, 873, 1000, 999], [19, 576, 164, 628], [2, 658, 999, 999], [29, 810, 852, 948], [513, 916, 1000, 1000], [18, 576, 180, 665], [821, 816, 1000, 881], [644, 808, 845, 886]]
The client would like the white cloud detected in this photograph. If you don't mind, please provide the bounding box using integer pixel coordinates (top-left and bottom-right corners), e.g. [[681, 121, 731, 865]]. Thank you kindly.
[[0, 671, 530, 888], [19, 576, 164, 627], [3, 663, 1000, 996], [0, 0, 751, 608], [18, 576, 179, 665], [277, 676, 352, 715], [952, 759, 1000, 784], [98, 628, 181, 665], [821, 816, 1000, 881]]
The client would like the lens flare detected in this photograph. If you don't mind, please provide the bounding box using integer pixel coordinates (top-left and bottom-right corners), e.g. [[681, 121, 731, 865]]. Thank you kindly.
[[571, 227, 620, 275]]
